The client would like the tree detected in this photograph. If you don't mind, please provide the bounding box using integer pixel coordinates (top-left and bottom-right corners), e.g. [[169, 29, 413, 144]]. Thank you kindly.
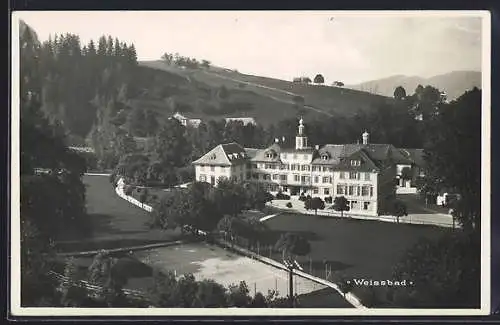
[[332, 196, 350, 217], [389, 232, 480, 308], [193, 279, 228, 307], [214, 178, 246, 218], [420, 88, 481, 232], [59, 257, 88, 307], [274, 233, 311, 260], [314, 74, 325, 85], [400, 166, 413, 181], [394, 86, 407, 100], [201, 59, 211, 69], [392, 200, 408, 224], [305, 197, 325, 215], [227, 281, 252, 307]]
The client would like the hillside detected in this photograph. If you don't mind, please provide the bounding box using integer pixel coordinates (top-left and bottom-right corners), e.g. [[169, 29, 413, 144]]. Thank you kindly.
[[139, 60, 396, 123], [131, 62, 324, 128], [347, 71, 481, 100]]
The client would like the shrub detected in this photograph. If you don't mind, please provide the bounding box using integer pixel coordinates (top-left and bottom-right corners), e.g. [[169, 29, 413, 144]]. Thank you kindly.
[[324, 196, 333, 204], [275, 191, 290, 200], [124, 186, 133, 196], [286, 202, 292, 208], [298, 195, 306, 202]]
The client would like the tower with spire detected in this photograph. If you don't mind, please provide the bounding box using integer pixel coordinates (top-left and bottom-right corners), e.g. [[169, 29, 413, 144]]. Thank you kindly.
[[295, 117, 309, 149]]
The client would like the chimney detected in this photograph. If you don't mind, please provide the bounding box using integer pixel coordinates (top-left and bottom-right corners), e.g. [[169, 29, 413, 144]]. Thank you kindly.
[[362, 130, 369, 145], [274, 138, 279, 143]]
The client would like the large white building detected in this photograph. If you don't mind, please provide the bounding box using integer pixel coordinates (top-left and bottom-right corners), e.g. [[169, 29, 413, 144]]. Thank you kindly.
[[192, 118, 416, 216]]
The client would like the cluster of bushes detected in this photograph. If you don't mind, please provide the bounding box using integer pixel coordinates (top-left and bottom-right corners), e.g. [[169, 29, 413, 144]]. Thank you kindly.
[[275, 191, 291, 200], [286, 202, 293, 208]]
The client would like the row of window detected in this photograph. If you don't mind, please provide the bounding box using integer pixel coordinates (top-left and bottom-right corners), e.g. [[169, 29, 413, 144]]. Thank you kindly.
[[349, 200, 372, 211], [336, 184, 374, 197]]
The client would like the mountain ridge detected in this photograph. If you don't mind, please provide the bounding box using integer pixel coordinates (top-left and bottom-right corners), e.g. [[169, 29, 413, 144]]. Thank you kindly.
[[347, 71, 481, 100]]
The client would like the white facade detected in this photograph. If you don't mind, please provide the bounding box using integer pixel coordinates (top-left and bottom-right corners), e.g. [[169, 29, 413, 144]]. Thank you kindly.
[[192, 120, 403, 217]]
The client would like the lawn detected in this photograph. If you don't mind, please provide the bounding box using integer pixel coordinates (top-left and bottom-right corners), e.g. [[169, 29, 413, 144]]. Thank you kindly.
[[54, 175, 182, 253], [257, 212, 451, 305]]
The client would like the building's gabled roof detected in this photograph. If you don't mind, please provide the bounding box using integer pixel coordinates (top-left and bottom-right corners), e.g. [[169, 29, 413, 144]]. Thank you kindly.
[[311, 144, 344, 165], [244, 147, 259, 159], [172, 112, 202, 121], [225, 117, 257, 125], [398, 148, 425, 167], [251, 143, 282, 162], [334, 148, 380, 172], [192, 142, 249, 166]]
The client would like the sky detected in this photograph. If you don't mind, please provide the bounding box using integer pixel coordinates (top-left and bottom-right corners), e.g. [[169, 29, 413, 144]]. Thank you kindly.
[[14, 11, 485, 85]]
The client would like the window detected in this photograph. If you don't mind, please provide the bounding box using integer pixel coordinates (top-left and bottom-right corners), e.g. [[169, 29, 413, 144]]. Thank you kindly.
[[280, 174, 287, 181], [322, 176, 329, 183], [357, 186, 361, 196], [265, 174, 271, 180], [280, 164, 286, 170], [304, 165, 310, 171], [321, 154, 328, 161], [304, 176, 310, 183], [272, 174, 278, 180], [294, 175, 300, 182], [349, 171, 358, 180], [361, 186, 370, 196], [210, 176, 215, 185], [363, 202, 370, 210], [291, 164, 296, 171], [324, 188, 330, 195], [370, 187, 374, 197], [199, 175, 207, 182], [301, 165, 306, 171], [339, 172, 345, 179], [364, 173, 370, 181], [211, 166, 215, 172], [337, 184, 344, 195], [312, 166, 317, 172], [252, 173, 259, 180], [323, 166, 328, 172], [350, 160, 361, 166], [313, 188, 319, 194], [314, 176, 319, 183], [301, 176, 306, 183], [350, 200, 358, 209], [348, 185, 355, 196], [252, 164, 258, 169]]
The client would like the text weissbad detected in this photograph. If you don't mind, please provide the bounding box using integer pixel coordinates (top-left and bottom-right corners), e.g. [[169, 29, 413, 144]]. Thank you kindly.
[[350, 279, 413, 286]]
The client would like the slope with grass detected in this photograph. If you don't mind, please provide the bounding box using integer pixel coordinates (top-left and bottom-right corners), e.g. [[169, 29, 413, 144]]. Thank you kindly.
[[138, 61, 397, 125]]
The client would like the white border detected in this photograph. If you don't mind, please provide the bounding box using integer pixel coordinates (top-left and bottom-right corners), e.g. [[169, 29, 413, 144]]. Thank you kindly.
[[10, 10, 491, 317]]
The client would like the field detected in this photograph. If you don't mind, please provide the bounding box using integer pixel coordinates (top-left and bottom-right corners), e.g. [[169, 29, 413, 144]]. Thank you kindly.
[[132, 242, 352, 307], [259, 213, 450, 301], [54, 175, 182, 253]]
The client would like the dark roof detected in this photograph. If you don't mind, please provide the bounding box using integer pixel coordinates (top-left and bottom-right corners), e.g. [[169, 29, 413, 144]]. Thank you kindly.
[[192, 142, 249, 165], [398, 148, 425, 167]]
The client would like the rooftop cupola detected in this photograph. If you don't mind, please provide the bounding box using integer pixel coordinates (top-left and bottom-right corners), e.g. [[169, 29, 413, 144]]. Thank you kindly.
[[362, 130, 369, 145]]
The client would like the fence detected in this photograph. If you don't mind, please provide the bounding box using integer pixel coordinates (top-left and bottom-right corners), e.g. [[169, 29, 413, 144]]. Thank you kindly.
[[48, 270, 150, 301], [115, 179, 153, 212], [267, 201, 456, 228]]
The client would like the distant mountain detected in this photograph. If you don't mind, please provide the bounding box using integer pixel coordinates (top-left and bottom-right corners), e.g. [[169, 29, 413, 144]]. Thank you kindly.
[[347, 71, 481, 101]]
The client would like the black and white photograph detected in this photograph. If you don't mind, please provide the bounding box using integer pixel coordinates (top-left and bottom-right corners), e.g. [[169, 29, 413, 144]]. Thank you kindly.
[[11, 10, 491, 316]]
